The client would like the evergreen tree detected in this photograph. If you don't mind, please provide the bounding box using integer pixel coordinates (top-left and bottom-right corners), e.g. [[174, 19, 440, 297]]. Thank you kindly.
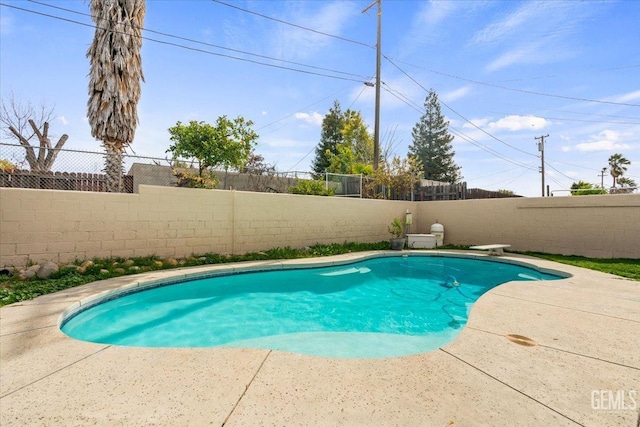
[[408, 90, 461, 184], [312, 100, 344, 175]]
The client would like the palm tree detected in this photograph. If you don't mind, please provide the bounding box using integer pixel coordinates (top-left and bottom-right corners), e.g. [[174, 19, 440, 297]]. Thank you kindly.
[[87, 0, 145, 192], [608, 153, 630, 188]]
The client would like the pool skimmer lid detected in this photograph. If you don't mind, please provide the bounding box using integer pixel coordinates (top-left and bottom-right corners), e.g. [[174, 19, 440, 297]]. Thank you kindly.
[[505, 334, 537, 347]]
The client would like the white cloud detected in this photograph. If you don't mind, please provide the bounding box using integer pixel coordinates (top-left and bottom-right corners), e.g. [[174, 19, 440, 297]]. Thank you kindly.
[[608, 89, 640, 104], [294, 112, 323, 126], [462, 117, 490, 129], [485, 41, 547, 72], [416, 0, 458, 27], [574, 130, 632, 152], [472, 2, 541, 46], [397, 0, 465, 56], [487, 115, 549, 131], [261, 111, 268, 116], [442, 86, 471, 103], [58, 115, 68, 126], [474, 2, 592, 72], [271, 1, 358, 60]]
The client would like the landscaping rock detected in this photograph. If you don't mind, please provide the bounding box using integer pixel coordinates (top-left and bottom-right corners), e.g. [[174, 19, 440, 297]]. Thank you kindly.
[[27, 264, 40, 272], [164, 258, 178, 266], [153, 261, 163, 268], [80, 260, 94, 269], [123, 259, 135, 267], [128, 266, 140, 273], [37, 262, 59, 279], [114, 268, 126, 274], [20, 270, 36, 280]]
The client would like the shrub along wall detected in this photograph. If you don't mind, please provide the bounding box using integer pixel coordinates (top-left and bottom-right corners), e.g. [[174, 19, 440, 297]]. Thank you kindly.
[[0, 185, 638, 266]]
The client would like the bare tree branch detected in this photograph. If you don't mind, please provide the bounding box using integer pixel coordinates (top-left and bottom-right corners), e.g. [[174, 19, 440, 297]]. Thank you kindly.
[[8, 125, 38, 167], [1, 92, 55, 142]]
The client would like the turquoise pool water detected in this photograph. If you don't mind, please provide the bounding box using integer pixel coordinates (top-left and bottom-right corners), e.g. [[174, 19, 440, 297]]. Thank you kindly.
[[61, 255, 564, 358]]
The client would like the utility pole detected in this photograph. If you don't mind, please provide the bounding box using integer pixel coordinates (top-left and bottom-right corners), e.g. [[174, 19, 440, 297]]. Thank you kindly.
[[363, 0, 381, 170], [535, 134, 548, 197], [599, 167, 607, 188]]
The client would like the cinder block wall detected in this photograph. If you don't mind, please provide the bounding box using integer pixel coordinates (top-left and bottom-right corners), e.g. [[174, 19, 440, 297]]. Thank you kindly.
[[0, 185, 414, 266], [416, 194, 640, 259], [1, 186, 638, 266]]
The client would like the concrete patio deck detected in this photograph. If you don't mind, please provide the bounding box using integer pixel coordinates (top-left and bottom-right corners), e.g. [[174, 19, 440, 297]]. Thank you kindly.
[[1, 251, 639, 426]]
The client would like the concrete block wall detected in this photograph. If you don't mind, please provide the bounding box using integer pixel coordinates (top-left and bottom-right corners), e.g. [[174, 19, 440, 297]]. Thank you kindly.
[[0, 185, 414, 267], [416, 194, 640, 259], [1, 186, 638, 267]]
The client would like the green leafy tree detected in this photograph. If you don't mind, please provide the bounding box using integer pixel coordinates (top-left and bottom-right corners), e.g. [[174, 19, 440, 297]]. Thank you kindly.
[[365, 156, 422, 199], [616, 177, 637, 194], [312, 100, 344, 175], [408, 89, 461, 184], [167, 116, 258, 178], [570, 181, 607, 196], [326, 144, 374, 176], [341, 110, 374, 165], [326, 143, 357, 174], [608, 153, 631, 188], [324, 109, 374, 175]]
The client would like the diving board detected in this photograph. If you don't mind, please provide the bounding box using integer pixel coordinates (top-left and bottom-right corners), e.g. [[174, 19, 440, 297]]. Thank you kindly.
[[469, 244, 511, 256]]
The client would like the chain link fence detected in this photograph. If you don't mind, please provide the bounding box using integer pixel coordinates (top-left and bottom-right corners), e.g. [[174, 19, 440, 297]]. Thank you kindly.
[[0, 142, 311, 194]]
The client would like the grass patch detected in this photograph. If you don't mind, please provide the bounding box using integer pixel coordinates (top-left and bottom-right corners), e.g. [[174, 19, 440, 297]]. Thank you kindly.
[[524, 252, 640, 281]]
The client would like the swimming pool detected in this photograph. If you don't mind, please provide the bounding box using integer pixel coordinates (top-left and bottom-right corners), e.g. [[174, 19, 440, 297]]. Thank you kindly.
[[61, 254, 566, 358]]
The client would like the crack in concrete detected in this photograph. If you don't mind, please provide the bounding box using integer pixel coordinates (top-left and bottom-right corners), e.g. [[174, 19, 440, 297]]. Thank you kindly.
[[221, 349, 272, 426], [0, 345, 111, 399], [0, 324, 56, 337], [439, 348, 586, 426]]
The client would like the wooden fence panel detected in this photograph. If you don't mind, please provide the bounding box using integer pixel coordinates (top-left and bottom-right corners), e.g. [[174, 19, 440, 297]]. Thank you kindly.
[[0, 170, 133, 193]]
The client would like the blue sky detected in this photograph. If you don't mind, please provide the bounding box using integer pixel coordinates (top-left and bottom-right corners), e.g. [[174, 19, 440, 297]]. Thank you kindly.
[[1, 0, 639, 196]]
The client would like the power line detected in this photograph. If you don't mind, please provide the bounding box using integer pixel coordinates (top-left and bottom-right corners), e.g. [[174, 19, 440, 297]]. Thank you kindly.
[[24, 0, 367, 80], [380, 83, 539, 172], [489, 113, 639, 126], [545, 160, 576, 182], [1, 3, 368, 83], [384, 55, 538, 158], [391, 56, 640, 107], [534, 108, 640, 121], [25, 0, 640, 109], [467, 165, 523, 181], [257, 85, 355, 132], [484, 168, 532, 189], [210, 0, 375, 49]]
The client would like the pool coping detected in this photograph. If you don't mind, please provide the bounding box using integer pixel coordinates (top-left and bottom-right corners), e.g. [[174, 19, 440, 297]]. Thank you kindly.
[[1, 250, 639, 426]]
